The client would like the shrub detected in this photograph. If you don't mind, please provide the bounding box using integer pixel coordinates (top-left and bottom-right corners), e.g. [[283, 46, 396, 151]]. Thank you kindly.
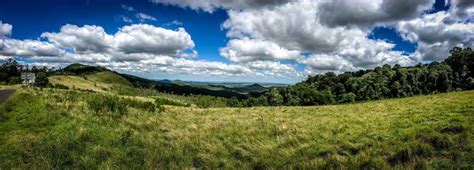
[[52, 84, 69, 89], [126, 98, 163, 112], [35, 72, 49, 87], [339, 93, 356, 103], [155, 97, 188, 107], [86, 95, 128, 117], [87, 94, 164, 117]]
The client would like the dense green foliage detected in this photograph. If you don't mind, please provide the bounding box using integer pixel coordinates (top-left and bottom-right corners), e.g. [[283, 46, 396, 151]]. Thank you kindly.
[[0, 59, 50, 87], [86, 94, 163, 117], [60, 63, 108, 75], [0, 88, 473, 168], [238, 47, 474, 107]]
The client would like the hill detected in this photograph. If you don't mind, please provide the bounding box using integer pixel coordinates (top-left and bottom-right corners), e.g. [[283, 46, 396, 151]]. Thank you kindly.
[[61, 63, 108, 75], [117, 73, 249, 98], [52, 64, 262, 98], [0, 87, 472, 168], [229, 83, 266, 93]]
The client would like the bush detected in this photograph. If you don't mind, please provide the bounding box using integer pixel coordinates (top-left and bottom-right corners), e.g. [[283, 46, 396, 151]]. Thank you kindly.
[[87, 95, 128, 117], [189, 95, 228, 108], [126, 98, 164, 112], [86, 94, 164, 117], [51, 84, 70, 90], [339, 93, 356, 103], [35, 72, 49, 87], [155, 97, 189, 107]]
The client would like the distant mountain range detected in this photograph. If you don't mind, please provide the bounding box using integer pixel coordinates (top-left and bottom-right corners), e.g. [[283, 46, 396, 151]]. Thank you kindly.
[[59, 63, 275, 98], [156, 79, 288, 88]]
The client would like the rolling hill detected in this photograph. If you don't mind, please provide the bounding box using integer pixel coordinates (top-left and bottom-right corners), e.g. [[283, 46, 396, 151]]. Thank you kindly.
[[51, 63, 267, 98]]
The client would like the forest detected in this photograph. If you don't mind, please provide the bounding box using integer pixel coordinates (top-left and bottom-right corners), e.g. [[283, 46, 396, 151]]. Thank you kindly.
[[233, 47, 474, 107]]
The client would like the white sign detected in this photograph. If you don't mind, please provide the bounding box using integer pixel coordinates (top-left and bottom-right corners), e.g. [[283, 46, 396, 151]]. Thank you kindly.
[[21, 72, 36, 86]]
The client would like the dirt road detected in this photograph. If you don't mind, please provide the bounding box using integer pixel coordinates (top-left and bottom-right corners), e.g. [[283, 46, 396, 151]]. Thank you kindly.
[[0, 90, 15, 104]]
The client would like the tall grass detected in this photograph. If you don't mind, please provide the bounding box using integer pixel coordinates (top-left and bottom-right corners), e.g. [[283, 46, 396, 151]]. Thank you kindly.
[[0, 88, 473, 168]]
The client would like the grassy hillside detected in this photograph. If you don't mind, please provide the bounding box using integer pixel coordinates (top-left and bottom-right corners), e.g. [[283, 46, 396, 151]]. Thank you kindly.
[[49, 71, 132, 91], [48, 72, 230, 108], [85, 71, 132, 86], [49, 74, 110, 92], [0, 86, 473, 168]]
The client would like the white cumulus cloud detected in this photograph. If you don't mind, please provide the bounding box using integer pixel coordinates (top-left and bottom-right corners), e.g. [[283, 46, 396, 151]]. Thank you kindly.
[[397, 11, 474, 62], [220, 38, 301, 63], [0, 21, 13, 38]]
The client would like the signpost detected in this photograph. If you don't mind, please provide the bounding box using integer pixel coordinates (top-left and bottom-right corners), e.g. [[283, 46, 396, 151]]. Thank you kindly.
[[21, 72, 36, 87]]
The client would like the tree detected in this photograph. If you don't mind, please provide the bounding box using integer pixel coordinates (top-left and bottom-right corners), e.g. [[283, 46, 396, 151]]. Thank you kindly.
[[445, 47, 474, 89], [35, 72, 49, 87], [256, 96, 268, 106], [339, 93, 356, 103], [0, 58, 21, 84], [227, 97, 240, 107], [267, 88, 284, 106]]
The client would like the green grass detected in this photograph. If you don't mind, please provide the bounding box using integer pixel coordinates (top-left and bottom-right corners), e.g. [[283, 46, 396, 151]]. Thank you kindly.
[[49, 71, 132, 92], [0, 88, 473, 168], [48, 73, 198, 106], [86, 71, 132, 87]]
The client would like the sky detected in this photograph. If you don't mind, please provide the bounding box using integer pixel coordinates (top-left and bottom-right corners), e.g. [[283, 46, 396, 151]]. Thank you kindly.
[[0, 0, 473, 84]]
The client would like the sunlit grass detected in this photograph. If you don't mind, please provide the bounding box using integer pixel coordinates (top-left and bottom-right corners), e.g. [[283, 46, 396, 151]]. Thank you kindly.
[[0, 88, 473, 168], [0, 84, 21, 90]]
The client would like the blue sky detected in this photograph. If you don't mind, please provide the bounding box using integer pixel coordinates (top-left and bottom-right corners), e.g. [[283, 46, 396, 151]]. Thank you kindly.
[[0, 0, 472, 83], [0, 0, 229, 62]]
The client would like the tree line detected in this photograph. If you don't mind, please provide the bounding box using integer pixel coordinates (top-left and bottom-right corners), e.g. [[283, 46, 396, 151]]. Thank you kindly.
[[1, 47, 472, 107], [228, 47, 474, 107], [0, 59, 50, 87]]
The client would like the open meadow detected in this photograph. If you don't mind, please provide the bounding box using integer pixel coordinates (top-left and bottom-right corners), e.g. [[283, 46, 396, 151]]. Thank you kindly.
[[0, 87, 472, 168], [1, 0, 473, 168]]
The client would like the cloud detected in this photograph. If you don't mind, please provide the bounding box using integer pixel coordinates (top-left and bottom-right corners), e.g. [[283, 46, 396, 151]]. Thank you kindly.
[[221, 0, 413, 73], [3, 0, 473, 83], [121, 4, 135, 11], [136, 13, 157, 22], [145, 0, 472, 79], [318, 0, 435, 27], [452, 0, 474, 18], [301, 54, 356, 74], [220, 38, 301, 62], [222, 1, 365, 53], [0, 21, 13, 38], [40, 24, 195, 59], [397, 11, 474, 61], [164, 19, 183, 26], [0, 39, 62, 57], [150, 0, 292, 13], [119, 15, 134, 23], [41, 24, 113, 53], [1, 22, 300, 81], [114, 24, 195, 56], [244, 60, 301, 77]]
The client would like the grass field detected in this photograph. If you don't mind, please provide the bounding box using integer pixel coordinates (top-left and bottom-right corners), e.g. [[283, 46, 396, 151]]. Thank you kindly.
[[0, 87, 473, 168]]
